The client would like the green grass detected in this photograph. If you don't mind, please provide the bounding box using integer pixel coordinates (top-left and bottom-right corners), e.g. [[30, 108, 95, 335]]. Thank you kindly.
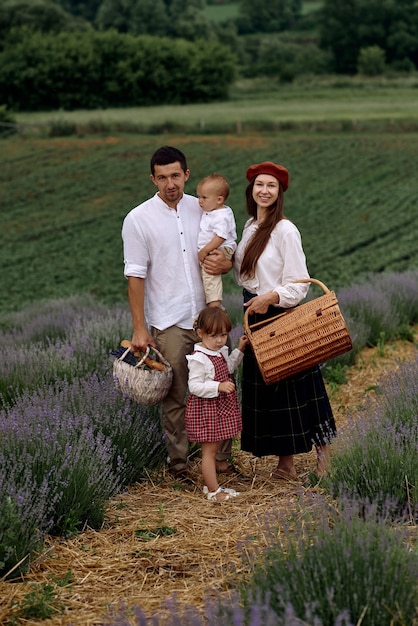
[[1, 129, 418, 314], [204, 1, 239, 23], [203, 0, 321, 22], [4, 75, 418, 315], [14, 78, 418, 130], [301, 0, 323, 15]]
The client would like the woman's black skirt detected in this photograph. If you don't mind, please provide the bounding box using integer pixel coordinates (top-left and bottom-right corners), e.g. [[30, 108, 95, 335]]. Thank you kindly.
[[241, 296, 337, 457]]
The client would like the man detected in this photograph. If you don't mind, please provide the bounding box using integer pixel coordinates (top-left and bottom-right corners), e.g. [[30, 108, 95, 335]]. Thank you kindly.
[[122, 146, 233, 481]]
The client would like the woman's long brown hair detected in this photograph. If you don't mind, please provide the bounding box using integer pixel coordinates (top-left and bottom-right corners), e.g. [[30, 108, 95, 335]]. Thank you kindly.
[[240, 179, 285, 279]]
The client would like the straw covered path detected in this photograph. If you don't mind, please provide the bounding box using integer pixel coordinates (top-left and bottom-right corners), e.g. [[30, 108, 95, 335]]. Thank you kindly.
[[1, 333, 417, 625]]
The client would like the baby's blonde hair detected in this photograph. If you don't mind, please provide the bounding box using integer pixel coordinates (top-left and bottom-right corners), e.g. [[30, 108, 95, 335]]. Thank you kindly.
[[197, 173, 230, 201]]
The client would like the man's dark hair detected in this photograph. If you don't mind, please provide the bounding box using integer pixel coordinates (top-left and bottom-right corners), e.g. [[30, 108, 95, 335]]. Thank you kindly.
[[150, 146, 188, 175]]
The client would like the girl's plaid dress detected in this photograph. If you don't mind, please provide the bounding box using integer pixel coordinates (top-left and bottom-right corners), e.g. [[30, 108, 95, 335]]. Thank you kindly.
[[185, 351, 242, 443]]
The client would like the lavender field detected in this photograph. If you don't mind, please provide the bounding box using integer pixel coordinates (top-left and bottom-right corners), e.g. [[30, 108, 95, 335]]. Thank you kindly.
[[1, 128, 418, 623], [0, 269, 417, 625]]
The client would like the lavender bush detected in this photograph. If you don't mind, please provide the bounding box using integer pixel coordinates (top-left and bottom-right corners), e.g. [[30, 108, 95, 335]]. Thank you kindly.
[[320, 269, 418, 375], [0, 454, 53, 577], [0, 389, 120, 540], [325, 357, 418, 518], [0, 301, 132, 407], [104, 595, 356, 626], [47, 373, 166, 486], [241, 501, 418, 626], [372, 354, 418, 428], [337, 269, 418, 347], [0, 294, 108, 347], [0, 380, 165, 576], [371, 270, 418, 326], [339, 283, 400, 346]]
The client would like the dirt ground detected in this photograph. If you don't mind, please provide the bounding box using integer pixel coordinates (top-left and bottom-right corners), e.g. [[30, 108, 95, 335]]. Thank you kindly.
[[1, 333, 417, 626]]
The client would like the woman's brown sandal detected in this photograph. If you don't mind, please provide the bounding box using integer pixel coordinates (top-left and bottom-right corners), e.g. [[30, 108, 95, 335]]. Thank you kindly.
[[270, 468, 298, 481]]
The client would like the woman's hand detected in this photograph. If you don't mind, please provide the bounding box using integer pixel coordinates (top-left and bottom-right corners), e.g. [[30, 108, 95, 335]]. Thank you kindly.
[[245, 291, 279, 315]]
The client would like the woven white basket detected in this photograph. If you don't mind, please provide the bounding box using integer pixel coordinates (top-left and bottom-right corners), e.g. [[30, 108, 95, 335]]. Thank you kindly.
[[113, 346, 173, 406]]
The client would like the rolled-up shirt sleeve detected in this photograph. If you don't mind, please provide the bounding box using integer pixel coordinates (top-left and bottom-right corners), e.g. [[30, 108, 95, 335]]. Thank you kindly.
[[122, 212, 149, 278]]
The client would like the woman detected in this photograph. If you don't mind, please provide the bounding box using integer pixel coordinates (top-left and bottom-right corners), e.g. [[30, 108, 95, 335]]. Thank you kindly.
[[234, 161, 336, 479]]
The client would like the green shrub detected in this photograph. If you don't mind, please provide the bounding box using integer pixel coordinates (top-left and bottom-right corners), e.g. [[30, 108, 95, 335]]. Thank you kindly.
[[240, 35, 331, 79], [357, 45, 386, 76], [0, 104, 16, 137], [0, 31, 237, 111]]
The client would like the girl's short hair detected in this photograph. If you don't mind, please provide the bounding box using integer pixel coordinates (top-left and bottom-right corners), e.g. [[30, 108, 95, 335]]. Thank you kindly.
[[194, 307, 232, 334]]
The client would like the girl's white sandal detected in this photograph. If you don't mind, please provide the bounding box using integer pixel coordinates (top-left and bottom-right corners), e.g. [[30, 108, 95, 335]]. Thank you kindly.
[[203, 486, 240, 501]]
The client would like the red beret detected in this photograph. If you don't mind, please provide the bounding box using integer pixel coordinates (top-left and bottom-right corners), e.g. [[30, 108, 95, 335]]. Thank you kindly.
[[246, 161, 289, 191]]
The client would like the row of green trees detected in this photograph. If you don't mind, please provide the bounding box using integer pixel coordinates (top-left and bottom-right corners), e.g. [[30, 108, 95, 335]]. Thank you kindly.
[[0, 30, 236, 110], [0, 0, 302, 42], [2, 0, 417, 71], [320, 0, 418, 74], [1, 0, 418, 111]]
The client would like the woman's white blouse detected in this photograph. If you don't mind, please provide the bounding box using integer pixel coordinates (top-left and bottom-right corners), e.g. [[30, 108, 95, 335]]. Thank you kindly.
[[234, 218, 310, 308], [186, 343, 244, 398]]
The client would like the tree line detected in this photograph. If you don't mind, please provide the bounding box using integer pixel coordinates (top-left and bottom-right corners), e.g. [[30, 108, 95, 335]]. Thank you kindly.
[[0, 29, 236, 111], [0, 0, 303, 41], [0, 0, 418, 112]]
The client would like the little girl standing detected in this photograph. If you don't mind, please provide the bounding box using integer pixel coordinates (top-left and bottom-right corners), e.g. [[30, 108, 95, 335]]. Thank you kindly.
[[185, 307, 248, 502]]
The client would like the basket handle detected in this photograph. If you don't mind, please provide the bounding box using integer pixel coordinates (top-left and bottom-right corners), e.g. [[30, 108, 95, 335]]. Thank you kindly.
[[243, 278, 330, 334], [291, 277, 330, 293], [119, 345, 151, 367]]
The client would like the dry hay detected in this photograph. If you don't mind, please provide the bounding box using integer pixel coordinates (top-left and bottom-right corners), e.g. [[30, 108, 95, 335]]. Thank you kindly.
[[0, 333, 417, 626]]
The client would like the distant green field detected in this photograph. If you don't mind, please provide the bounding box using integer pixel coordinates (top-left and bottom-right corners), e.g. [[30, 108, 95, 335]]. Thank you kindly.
[[1, 131, 418, 313], [203, 0, 321, 22], [204, 1, 239, 22], [15, 80, 418, 133], [301, 0, 323, 14]]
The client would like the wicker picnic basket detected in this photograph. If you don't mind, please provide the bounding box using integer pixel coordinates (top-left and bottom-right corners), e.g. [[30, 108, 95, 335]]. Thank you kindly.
[[113, 345, 173, 406], [244, 278, 352, 384]]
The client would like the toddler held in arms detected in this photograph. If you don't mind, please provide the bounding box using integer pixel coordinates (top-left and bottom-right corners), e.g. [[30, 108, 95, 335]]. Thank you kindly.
[[185, 307, 248, 502], [197, 174, 237, 308]]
